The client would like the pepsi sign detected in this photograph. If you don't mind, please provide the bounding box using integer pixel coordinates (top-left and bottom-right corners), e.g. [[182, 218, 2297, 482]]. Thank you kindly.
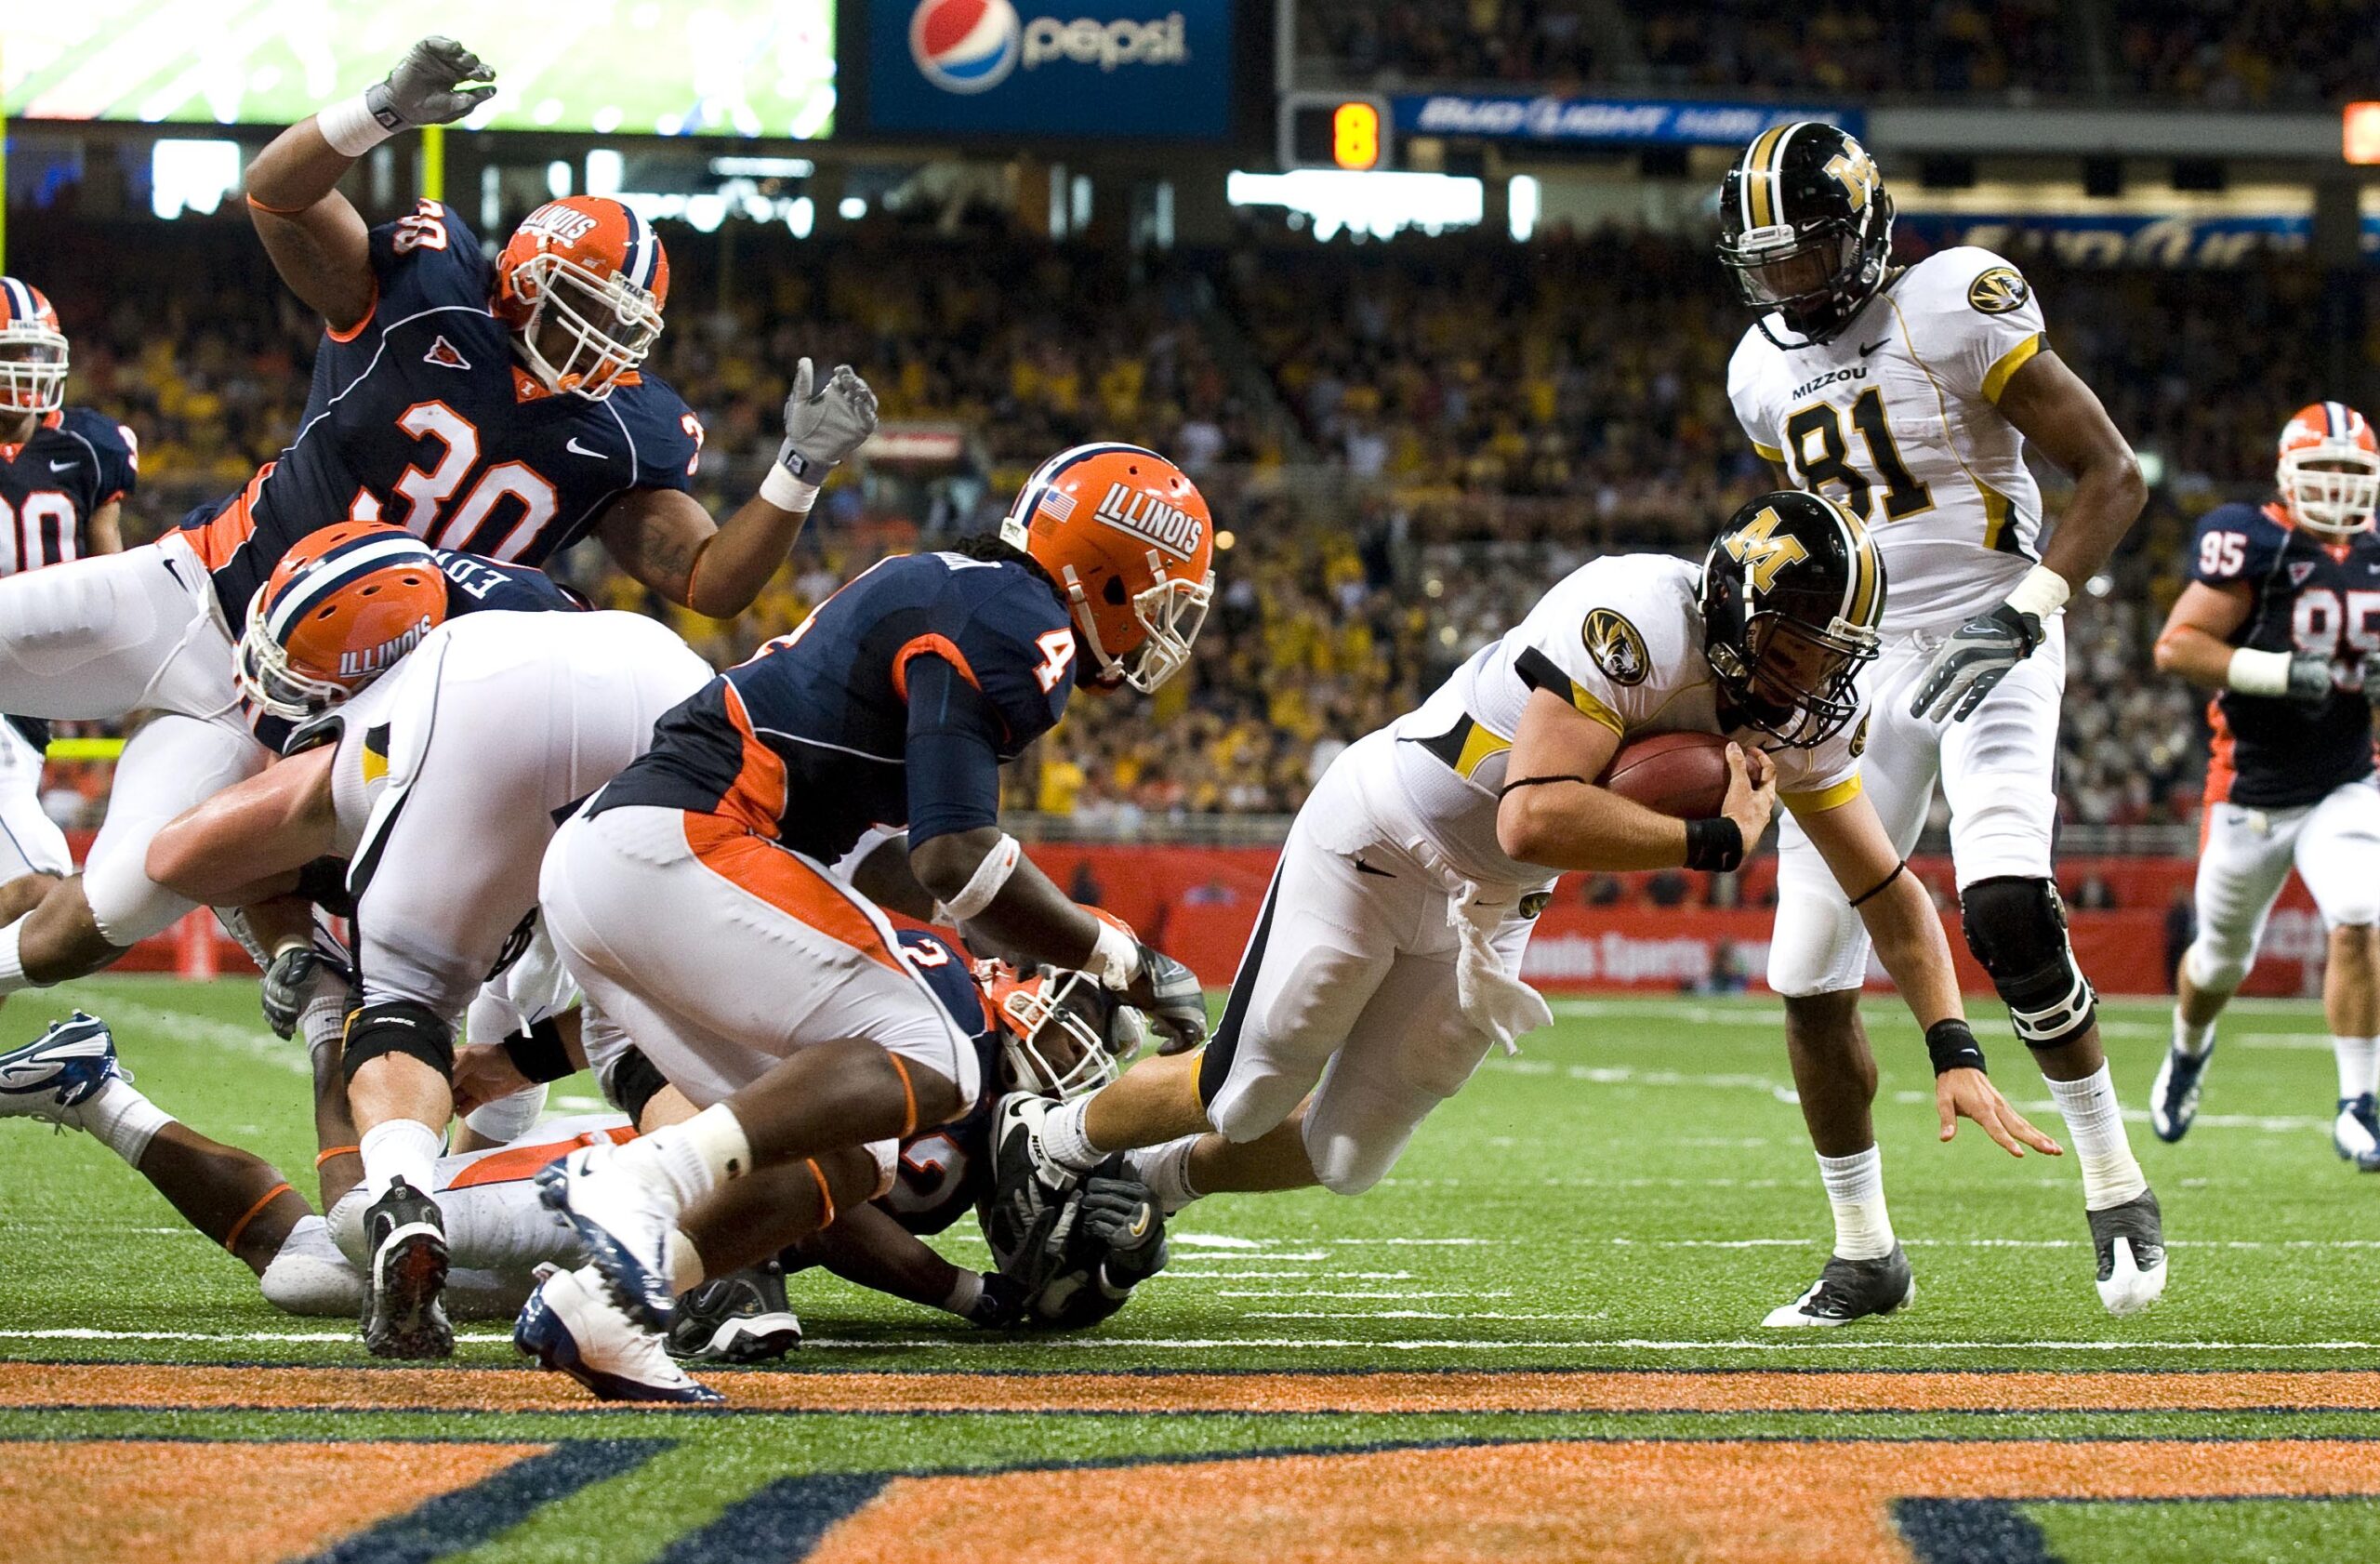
[[869, 0, 1234, 140]]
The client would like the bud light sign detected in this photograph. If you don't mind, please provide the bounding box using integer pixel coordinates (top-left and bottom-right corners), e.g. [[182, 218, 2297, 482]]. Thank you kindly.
[[870, 0, 1234, 139]]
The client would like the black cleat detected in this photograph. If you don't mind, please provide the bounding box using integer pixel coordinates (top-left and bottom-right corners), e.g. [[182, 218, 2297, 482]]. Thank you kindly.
[[667, 1261, 802, 1364], [2088, 1187, 2167, 1316], [360, 1176, 452, 1359], [1763, 1243, 1915, 1327]]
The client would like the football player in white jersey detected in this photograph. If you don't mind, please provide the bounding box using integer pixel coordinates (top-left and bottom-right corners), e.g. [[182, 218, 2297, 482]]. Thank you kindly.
[[1719, 123, 2161, 1318], [995, 494, 2056, 1300]]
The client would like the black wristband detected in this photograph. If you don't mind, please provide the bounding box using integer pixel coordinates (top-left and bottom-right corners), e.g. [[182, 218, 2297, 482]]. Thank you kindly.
[[1683, 816, 1744, 873], [499, 1015, 575, 1085], [1925, 1018, 1990, 1077]]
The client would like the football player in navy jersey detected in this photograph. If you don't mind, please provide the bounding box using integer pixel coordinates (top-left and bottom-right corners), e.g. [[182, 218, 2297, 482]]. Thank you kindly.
[[2151, 402, 2380, 1168], [518, 444, 1215, 1399], [0, 275, 134, 912], [0, 35, 875, 1007]]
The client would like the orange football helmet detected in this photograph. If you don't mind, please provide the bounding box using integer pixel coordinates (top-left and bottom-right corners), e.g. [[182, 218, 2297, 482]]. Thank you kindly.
[[236, 524, 449, 721], [2278, 401, 2379, 539], [979, 958, 1144, 1100], [493, 197, 668, 401], [1000, 444, 1215, 693], [0, 277, 68, 416]]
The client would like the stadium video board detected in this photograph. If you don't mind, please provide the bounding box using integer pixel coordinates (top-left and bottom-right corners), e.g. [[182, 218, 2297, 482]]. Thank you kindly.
[[866, 0, 1235, 140], [4, 1, 838, 139]]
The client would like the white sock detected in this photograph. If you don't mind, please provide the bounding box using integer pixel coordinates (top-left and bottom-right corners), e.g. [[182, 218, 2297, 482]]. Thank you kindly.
[[1040, 1096, 1104, 1173], [77, 1077, 173, 1166], [1122, 1135, 1202, 1213], [1815, 1146, 1895, 1261], [0, 921, 34, 994], [2334, 1036, 2377, 1101], [2046, 1066, 2149, 1209], [2173, 1010, 2216, 1058], [357, 1119, 442, 1203], [940, 1269, 984, 1319], [665, 1227, 706, 1294], [630, 1103, 750, 1208]]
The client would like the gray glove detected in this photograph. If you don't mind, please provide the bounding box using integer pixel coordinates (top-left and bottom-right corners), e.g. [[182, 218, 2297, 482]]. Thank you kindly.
[[1122, 944, 1206, 1055], [1911, 603, 2045, 722], [775, 358, 879, 484], [2288, 655, 2338, 706], [1078, 1176, 1169, 1286], [260, 947, 353, 1040], [364, 37, 496, 133]]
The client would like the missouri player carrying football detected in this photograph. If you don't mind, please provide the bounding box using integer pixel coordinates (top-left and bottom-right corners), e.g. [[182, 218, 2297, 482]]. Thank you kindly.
[[998, 495, 2055, 1292], [2150, 404, 2380, 1169], [0, 35, 877, 1004], [1720, 124, 2161, 1318]]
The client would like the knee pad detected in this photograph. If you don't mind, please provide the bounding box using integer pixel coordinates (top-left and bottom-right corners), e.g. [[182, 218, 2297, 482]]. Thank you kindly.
[[342, 999, 456, 1079], [1960, 876, 2096, 1048]]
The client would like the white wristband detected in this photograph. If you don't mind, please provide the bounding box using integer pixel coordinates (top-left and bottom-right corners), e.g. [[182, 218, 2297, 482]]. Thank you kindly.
[[1091, 916, 1141, 990], [2227, 647, 2294, 697], [941, 833, 1020, 922], [317, 93, 398, 158], [759, 464, 820, 513], [941, 1270, 985, 1318], [2004, 563, 2070, 621]]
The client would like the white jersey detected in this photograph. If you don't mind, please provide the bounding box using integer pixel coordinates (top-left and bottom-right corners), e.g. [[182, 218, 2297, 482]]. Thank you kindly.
[[1386, 553, 1868, 886], [1727, 245, 2047, 634]]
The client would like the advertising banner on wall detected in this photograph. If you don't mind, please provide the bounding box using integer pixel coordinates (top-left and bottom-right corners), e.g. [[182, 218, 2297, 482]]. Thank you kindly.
[[867, 0, 1235, 139], [1391, 94, 1861, 148]]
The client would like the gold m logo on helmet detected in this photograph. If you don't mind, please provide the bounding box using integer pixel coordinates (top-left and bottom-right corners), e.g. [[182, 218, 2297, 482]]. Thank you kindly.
[[1724, 506, 1808, 595], [1825, 146, 1879, 213]]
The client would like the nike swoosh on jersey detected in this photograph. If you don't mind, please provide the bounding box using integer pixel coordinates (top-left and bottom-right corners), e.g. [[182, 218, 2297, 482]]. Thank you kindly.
[[565, 438, 608, 459], [1858, 338, 1890, 357], [47, 460, 77, 471]]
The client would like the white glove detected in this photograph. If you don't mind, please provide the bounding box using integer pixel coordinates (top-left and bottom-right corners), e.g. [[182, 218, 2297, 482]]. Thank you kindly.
[[776, 358, 880, 483], [1403, 839, 1552, 1054]]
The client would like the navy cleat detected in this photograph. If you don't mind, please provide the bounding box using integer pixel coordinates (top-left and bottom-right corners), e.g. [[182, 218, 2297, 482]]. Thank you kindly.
[[360, 1176, 452, 1359], [2149, 1040, 2214, 1144], [0, 1012, 126, 1124], [518, 1265, 722, 1403], [2334, 1093, 2380, 1167], [536, 1142, 678, 1330]]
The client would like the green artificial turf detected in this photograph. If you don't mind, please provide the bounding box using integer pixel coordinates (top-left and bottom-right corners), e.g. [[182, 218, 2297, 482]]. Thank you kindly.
[[7, 976, 2377, 1562]]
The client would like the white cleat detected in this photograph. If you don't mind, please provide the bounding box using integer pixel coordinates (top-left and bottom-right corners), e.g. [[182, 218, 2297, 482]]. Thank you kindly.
[[0, 1012, 125, 1128], [515, 1265, 722, 1404], [536, 1141, 681, 1330], [2089, 1189, 2168, 1317]]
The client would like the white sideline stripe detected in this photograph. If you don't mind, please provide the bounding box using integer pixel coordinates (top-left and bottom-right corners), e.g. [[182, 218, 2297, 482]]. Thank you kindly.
[[1243, 1311, 1606, 1322], [1164, 1271, 1416, 1281], [1170, 1251, 1331, 1264], [1217, 1291, 1516, 1299], [1170, 1234, 1264, 1250], [99, 999, 306, 1076], [12, 1328, 2380, 1352]]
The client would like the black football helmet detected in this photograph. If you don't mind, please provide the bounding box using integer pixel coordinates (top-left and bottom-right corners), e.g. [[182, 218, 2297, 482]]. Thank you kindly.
[[1717, 122, 1896, 349], [1700, 490, 1885, 749]]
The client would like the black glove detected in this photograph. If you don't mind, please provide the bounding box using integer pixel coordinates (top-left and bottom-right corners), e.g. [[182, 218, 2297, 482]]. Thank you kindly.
[[963, 1270, 1028, 1328], [1124, 944, 1206, 1054], [260, 946, 354, 1040], [1078, 1175, 1168, 1287], [1911, 603, 2045, 722]]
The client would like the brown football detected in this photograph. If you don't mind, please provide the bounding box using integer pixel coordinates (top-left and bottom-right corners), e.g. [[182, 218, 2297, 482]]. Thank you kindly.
[[1602, 731, 1732, 819]]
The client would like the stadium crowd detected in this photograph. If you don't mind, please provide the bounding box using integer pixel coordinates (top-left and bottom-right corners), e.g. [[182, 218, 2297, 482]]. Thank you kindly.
[[23, 209, 2309, 845], [1296, 0, 2371, 105]]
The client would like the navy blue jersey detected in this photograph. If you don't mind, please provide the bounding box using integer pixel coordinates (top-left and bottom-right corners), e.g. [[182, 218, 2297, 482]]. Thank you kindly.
[[2189, 499, 2380, 808], [596, 550, 1079, 863], [0, 406, 135, 571], [180, 199, 701, 622], [880, 928, 1005, 1238], [252, 550, 585, 754]]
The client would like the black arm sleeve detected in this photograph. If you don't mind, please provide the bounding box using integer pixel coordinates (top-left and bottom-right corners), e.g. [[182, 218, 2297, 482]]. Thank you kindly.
[[905, 654, 1009, 846]]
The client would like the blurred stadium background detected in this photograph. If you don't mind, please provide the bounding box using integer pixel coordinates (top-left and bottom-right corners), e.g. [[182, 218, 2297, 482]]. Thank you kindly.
[[7, 0, 2375, 995]]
